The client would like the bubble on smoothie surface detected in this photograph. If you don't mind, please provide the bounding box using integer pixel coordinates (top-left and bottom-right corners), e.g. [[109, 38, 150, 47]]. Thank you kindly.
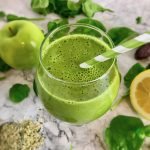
[[42, 34, 113, 82]]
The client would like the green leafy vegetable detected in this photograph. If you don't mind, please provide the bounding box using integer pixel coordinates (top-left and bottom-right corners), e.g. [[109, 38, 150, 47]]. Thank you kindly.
[[0, 58, 12, 72], [71, 18, 106, 37], [6, 14, 45, 22], [124, 63, 145, 88], [107, 27, 138, 46], [82, 0, 113, 17], [9, 84, 30, 103], [67, 0, 83, 12], [47, 19, 68, 32], [31, 0, 55, 15], [0, 11, 5, 19], [77, 18, 106, 31], [31, 0, 112, 18], [54, 0, 81, 17], [105, 115, 150, 150], [33, 79, 38, 96], [136, 16, 142, 24]]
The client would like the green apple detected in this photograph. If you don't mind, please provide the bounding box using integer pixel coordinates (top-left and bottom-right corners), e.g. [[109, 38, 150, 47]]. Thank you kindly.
[[0, 20, 44, 69]]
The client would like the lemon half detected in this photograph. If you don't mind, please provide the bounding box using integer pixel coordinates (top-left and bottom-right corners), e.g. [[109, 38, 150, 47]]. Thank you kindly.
[[130, 69, 150, 120]]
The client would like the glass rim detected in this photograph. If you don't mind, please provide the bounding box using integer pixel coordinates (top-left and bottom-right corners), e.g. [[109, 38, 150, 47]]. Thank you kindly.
[[39, 23, 116, 85]]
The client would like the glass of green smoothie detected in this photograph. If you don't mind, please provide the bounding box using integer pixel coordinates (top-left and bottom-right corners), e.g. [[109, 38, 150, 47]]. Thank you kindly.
[[36, 24, 120, 125]]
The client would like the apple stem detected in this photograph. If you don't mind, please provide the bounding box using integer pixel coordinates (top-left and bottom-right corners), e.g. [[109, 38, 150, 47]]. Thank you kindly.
[[8, 27, 15, 36]]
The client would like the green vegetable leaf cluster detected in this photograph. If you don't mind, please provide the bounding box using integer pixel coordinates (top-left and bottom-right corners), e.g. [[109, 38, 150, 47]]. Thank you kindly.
[[107, 27, 138, 46], [31, 0, 112, 18], [47, 19, 68, 32], [105, 115, 150, 150], [0, 58, 12, 72], [9, 84, 30, 103], [124, 63, 145, 88]]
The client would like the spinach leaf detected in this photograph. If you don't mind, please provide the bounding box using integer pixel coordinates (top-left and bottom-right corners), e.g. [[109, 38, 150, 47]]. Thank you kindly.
[[0, 11, 5, 19], [0, 58, 12, 72], [82, 0, 113, 17], [72, 18, 106, 37], [31, 0, 55, 15], [6, 14, 45, 22], [107, 27, 138, 46], [54, 0, 81, 17], [30, 0, 112, 18], [136, 16, 142, 24], [47, 19, 68, 32], [105, 115, 150, 150], [124, 63, 145, 88], [67, 0, 83, 12], [9, 84, 30, 103], [77, 18, 106, 31]]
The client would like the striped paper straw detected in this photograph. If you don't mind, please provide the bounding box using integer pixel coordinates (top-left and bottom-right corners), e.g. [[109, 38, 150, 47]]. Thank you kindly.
[[80, 32, 150, 68]]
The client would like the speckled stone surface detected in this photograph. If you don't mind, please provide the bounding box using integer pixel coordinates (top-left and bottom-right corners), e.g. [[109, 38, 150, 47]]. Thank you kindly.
[[0, 0, 150, 150]]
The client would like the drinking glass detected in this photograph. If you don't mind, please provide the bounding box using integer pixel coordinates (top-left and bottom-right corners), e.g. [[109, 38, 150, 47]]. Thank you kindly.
[[35, 24, 120, 125]]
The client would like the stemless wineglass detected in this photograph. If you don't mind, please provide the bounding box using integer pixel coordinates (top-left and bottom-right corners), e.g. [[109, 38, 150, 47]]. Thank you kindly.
[[35, 24, 120, 125]]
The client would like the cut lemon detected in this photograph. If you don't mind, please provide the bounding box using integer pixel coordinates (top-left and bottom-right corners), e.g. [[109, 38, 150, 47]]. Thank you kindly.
[[130, 69, 150, 120]]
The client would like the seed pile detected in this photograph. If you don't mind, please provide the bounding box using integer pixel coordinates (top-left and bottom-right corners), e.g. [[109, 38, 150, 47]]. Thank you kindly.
[[0, 120, 44, 150]]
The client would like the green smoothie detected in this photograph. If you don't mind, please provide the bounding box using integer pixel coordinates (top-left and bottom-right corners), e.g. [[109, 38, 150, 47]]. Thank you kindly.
[[36, 34, 120, 124]]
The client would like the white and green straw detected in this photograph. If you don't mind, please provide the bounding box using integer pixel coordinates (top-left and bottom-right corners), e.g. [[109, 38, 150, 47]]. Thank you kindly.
[[80, 32, 150, 68]]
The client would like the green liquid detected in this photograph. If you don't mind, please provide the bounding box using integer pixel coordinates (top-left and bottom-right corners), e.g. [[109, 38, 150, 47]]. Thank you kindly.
[[36, 34, 120, 124]]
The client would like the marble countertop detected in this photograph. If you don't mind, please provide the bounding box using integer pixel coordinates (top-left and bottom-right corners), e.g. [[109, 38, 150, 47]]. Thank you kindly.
[[0, 0, 150, 150]]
